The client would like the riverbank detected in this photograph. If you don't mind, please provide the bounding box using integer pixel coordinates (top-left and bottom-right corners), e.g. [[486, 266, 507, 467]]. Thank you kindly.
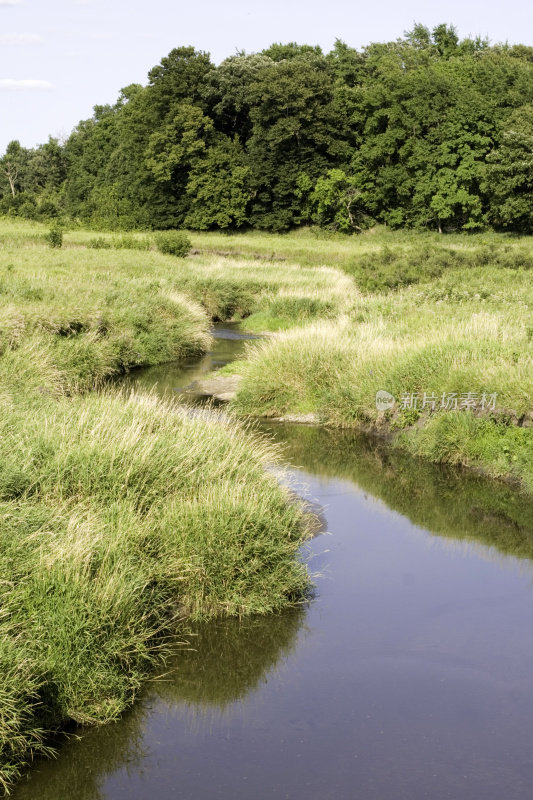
[[0, 221, 317, 792], [185, 235, 531, 492], [228, 268, 533, 492], [12, 422, 533, 800], [1, 218, 532, 791]]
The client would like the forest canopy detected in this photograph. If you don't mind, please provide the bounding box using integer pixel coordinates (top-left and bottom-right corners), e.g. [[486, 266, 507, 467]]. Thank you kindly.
[[2, 23, 533, 233]]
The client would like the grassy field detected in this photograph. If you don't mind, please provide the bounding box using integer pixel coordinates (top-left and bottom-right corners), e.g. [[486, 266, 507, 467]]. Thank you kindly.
[[1, 217, 532, 790], [0, 219, 318, 791], [230, 267, 533, 492]]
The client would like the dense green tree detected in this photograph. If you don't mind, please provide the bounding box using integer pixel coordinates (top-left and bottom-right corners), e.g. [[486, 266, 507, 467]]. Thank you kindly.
[[309, 168, 369, 232], [4, 25, 533, 234], [145, 103, 213, 182], [351, 41, 496, 230], [203, 53, 271, 142], [261, 42, 323, 62], [147, 46, 214, 120], [326, 39, 366, 86], [485, 105, 533, 232], [63, 105, 120, 221], [184, 136, 250, 229], [245, 52, 351, 230], [432, 24, 460, 58], [25, 137, 66, 193], [0, 140, 29, 197]]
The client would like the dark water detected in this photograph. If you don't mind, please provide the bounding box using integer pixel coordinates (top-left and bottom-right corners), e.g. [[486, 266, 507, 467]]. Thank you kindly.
[[13, 336, 533, 800], [118, 323, 256, 401]]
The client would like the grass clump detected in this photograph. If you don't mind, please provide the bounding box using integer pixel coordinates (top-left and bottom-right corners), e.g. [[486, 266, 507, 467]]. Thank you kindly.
[[154, 230, 192, 258], [88, 236, 112, 249], [0, 361, 312, 789], [112, 234, 152, 251], [347, 243, 533, 292], [0, 219, 317, 790], [232, 266, 533, 492]]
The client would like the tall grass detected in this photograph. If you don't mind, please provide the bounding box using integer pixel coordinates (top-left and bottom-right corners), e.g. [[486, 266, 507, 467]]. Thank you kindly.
[[0, 219, 318, 791], [232, 267, 533, 491], [1, 216, 533, 788], [1, 221, 356, 336], [188, 226, 533, 288], [0, 371, 313, 789]]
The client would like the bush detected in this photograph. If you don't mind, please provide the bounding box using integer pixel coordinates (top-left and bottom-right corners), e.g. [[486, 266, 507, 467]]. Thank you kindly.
[[112, 234, 152, 251], [37, 199, 60, 220], [88, 237, 112, 249], [154, 230, 192, 258], [46, 226, 63, 249]]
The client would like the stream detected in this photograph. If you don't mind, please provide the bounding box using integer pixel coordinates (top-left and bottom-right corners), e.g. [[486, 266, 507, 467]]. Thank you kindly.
[[13, 326, 533, 800]]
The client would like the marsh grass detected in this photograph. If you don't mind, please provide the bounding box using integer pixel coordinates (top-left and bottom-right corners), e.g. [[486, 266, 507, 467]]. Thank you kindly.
[[0, 378, 314, 789], [0, 219, 320, 791], [189, 226, 533, 288], [232, 267, 533, 491], [1, 217, 533, 789], [1, 221, 357, 338]]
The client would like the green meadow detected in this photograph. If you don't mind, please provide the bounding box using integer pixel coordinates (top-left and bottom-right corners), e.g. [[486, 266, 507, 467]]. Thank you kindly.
[[0, 219, 317, 791], [0, 217, 532, 790]]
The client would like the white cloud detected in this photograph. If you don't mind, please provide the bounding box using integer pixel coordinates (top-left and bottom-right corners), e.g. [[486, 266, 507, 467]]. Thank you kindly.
[[0, 33, 44, 45], [0, 79, 53, 89], [90, 32, 113, 40], [0, 1, 22, 6]]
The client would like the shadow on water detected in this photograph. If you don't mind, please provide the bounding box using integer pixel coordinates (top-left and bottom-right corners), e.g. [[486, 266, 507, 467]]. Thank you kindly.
[[118, 323, 256, 401], [261, 422, 533, 562], [13, 610, 306, 800]]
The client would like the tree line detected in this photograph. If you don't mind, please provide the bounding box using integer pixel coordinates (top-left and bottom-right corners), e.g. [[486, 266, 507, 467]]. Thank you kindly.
[[2, 23, 533, 233]]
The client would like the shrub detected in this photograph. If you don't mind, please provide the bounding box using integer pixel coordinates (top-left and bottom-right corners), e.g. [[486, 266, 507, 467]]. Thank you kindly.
[[88, 237, 112, 249], [37, 199, 60, 220], [112, 235, 152, 251], [46, 226, 63, 249], [154, 230, 192, 258]]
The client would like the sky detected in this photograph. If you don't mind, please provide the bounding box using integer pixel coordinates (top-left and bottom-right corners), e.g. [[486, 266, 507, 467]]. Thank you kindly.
[[1, 0, 532, 153]]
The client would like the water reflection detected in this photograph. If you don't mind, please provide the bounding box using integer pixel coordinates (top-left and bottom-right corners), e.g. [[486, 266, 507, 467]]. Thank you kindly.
[[119, 324, 256, 402], [262, 423, 533, 563], [13, 347, 533, 800], [13, 610, 306, 800], [157, 609, 306, 709]]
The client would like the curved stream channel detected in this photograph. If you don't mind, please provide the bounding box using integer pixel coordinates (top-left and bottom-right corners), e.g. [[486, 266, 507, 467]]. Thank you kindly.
[[14, 326, 533, 800]]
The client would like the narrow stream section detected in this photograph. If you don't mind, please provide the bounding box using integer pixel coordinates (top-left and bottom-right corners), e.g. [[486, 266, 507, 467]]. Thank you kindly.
[[14, 328, 533, 800]]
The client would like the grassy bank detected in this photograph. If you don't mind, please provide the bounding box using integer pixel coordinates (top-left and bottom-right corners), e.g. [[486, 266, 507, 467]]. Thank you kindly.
[[0, 220, 315, 792], [228, 265, 533, 493], [1, 219, 354, 338], [1, 217, 532, 788]]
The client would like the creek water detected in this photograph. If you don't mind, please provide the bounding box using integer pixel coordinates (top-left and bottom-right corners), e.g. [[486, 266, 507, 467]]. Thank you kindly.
[[13, 327, 533, 800]]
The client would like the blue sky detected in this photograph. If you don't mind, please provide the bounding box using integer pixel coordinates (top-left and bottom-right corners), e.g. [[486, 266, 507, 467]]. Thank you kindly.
[[1, 0, 532, 152]]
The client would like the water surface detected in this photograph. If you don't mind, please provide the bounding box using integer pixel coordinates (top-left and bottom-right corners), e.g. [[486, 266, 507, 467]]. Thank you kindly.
[[118, 323, 254, 401], [14, 342, 533, 800]]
